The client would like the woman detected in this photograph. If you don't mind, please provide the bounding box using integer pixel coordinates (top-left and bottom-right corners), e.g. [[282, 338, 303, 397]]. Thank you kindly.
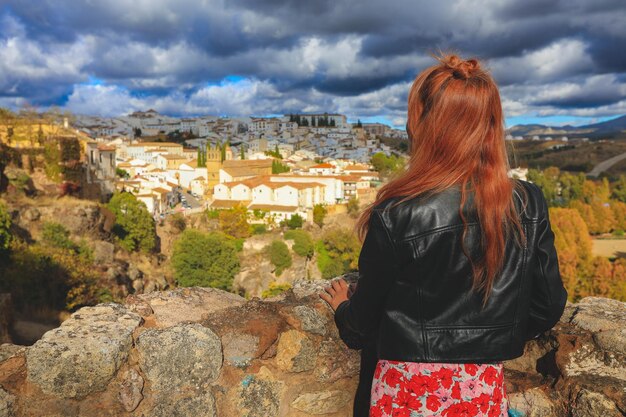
[[319, 53, 568, 417]]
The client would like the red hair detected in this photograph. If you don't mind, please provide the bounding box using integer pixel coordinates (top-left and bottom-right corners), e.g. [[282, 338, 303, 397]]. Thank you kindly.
[[355, 53, 527, 303]]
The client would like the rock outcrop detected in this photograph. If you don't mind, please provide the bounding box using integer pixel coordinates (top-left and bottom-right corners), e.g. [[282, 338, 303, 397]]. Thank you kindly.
[[0, 282, 624, 416], [0, 295, 11, 345]]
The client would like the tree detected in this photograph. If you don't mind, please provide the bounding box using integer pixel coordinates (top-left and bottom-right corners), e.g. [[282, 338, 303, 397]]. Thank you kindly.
[[611, 175, 626, 203], [356, 119, 362, 128], [218, 204, 251, 238], [370, 152, 403, 178], [527, 167, 559, 206], [266, 240, 292, 276], [116, 168, 130, 179], [347, 196, 360, 218], [240, 145, 245, 160], [221, 141, 227, 162], [315, 228, 361, 279], [285, 229, 314, 259], [0, 201, 11, 256], [172, 229, 240, 290], [550, 207, 594, 301], [18, 104, 39, 147], [284, 213, 303, 229], [313, 204, 327, 228], [0, 108, 16, 144], [133, 127, 142, 138], [107, 192, 156, 252]]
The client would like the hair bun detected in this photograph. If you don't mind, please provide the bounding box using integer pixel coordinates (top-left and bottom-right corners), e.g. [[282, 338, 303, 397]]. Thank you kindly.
[[441, 55, 480, 79]]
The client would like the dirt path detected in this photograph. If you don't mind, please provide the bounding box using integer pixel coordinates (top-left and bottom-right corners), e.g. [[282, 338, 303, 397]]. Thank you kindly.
[[587, 151, 626, 177], [591, 238, 626, 258]]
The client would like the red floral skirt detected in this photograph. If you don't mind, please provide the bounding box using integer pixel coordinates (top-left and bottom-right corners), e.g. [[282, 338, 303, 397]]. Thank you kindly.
[[370, 360, 508, 417]]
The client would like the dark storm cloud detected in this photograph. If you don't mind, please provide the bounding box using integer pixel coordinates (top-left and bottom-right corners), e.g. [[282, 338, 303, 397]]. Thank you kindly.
[[1, 0, 625, 118]]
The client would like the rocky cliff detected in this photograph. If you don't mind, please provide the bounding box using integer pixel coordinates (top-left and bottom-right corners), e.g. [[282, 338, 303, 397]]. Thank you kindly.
[[0, 281, 625, 417]]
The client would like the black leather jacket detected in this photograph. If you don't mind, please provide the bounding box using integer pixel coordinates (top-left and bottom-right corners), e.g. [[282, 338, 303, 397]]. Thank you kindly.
[[334, 179, 568, 363]]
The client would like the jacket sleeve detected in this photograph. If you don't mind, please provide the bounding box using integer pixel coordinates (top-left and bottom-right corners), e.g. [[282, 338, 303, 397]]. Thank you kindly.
[[525, 186, 568, 340], [334, 209, 399, 349]]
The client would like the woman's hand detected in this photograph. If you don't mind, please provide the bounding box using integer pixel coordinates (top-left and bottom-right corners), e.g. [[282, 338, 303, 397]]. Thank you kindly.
[[319, 278, 350, 311]]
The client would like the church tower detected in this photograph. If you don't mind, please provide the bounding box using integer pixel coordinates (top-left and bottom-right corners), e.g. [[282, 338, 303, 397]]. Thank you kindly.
[[206, 141, 223, 193]]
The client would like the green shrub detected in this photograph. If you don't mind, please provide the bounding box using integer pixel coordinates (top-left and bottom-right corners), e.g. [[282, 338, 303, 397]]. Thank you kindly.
[[315, 228, 360, 279], [313, 204, 327, 228], [107, 192, 156, 253], [286, 214, 304, 229], [347, 197, 360, 217], [169, 213, 186, 233], [266, 240, 292, 276], [218, 204, 251, 238], [285, 229, 314, 258], [251, 224, 267, 234], [206, 208, 220, 219], [41, 222, 74, 250], [172, 229, 240, 290], [0, 201, 12, 256], [261, 282, 292, 298]]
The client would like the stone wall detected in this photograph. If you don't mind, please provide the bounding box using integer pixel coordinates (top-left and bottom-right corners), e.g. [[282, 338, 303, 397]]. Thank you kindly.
[[0, 281, 625, 417]]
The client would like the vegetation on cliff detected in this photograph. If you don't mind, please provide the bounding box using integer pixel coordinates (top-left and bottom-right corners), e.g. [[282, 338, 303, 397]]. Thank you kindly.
[[107, 192, 156, 253], [171, 229, 241, 290]]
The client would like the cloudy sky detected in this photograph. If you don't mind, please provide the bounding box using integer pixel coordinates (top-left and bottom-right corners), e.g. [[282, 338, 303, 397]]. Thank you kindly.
[[1, 0, 625, 128]]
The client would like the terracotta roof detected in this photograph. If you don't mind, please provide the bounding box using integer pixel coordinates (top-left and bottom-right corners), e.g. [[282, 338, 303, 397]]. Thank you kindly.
[[128, 142, 181, 147], [97, 145, 116, 151], [152, 187, 171, 194], [159, 154, 187, 160], [247, 204, 299, 212], [221, 166, 263, 177], [222, 176, 270, 189], [222, 159, 273, 168], [309, 163, 334, 169], [210, 199, 251, 208]]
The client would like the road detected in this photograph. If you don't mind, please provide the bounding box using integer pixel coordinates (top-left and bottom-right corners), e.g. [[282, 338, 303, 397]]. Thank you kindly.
[[181, 190, 202, 209], [587, 151, 626, 178]]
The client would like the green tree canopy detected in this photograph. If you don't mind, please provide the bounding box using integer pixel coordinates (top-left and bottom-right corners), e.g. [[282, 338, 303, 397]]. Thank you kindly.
[[285, 229, 314, 259], [370, 152, 403, 178], [0, 201, 12, 256], [218, 204, 251, 238], [172, 229, 240, 290], [316, 228, 361, 279], [107, 192, 156, 252], [313, 204, 327, 228], [285, 213, 303, 229], [266, 239, 292, 276]]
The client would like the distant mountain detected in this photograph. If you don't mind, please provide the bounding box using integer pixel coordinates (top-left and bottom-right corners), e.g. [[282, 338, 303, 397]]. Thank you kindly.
[[579, 115, 626, 133], [507, 115, 626, 140]]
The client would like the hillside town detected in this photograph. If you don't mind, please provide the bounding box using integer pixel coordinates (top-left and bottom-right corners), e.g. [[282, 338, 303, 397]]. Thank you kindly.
[[72, 111, 408, 223]]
